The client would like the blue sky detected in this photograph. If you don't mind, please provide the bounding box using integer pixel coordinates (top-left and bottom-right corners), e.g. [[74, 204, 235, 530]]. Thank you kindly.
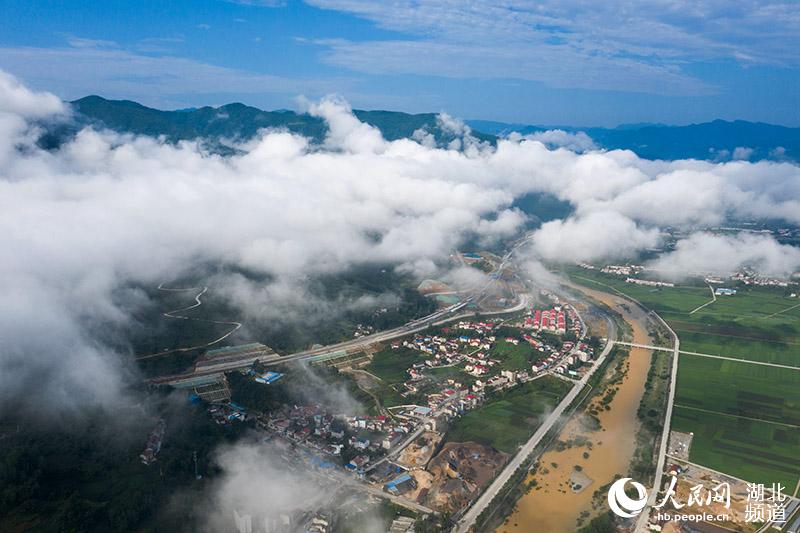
[[0, 0, 798, 126]]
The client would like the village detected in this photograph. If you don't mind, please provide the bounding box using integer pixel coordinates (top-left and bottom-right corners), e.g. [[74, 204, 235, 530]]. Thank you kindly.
[[580, 262, 799, 290], [394, 291, 592, 391], [174, 289, 604, 532]]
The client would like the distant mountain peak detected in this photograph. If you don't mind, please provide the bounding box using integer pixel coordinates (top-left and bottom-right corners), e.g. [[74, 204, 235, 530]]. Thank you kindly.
[[466, 118, 799, 162], [61, 96, 799, 162], [63, 95, 492, 150]]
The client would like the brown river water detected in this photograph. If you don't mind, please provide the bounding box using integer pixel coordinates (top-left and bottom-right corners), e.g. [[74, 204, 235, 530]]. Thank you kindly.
[[498, 284, 654, 533]]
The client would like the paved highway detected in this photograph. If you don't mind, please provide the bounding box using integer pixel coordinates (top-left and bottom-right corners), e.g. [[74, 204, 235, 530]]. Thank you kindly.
[[151, 238, 531, 385], [633, 309, 680, 532], [454, 313, 617, 533]]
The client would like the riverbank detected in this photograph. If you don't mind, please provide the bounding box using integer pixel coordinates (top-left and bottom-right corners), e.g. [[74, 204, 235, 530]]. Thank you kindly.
[[498, 284, 656, 533]]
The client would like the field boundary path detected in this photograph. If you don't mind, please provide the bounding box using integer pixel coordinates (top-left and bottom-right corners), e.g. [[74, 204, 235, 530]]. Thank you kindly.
[[761, 301, 800, 320], [616, 343, 800, 369], [674, 404, 800, 429], [688, 283, 717, 314], [679, 349, 800, 369]]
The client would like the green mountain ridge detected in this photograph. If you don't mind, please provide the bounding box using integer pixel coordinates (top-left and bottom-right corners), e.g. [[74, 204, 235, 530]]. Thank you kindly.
[[46, 95, 800, 162], [67, 95, 494, 148]]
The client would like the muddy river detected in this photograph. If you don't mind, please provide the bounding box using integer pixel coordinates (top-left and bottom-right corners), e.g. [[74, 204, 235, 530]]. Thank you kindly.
[[498, 284, 654, 533]]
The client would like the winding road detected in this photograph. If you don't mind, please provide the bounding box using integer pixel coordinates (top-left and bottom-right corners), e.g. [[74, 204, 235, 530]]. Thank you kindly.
[[148, 235, 532, 384], [136, 284, 243, 360]]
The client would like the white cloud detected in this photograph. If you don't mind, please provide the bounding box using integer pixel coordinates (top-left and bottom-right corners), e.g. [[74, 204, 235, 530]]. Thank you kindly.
[[305, 0, 800, 95], [306, 94, 386, 153], [601, 169, 729, 227], [200, 439, 332, 532], [650, 232, 800, 278], [476, 208, 527, 241], [0, 69, 65, 118], [521, 130, 597, 153], [732, 146, 754, 160], [0, 73, 520, 416], [1, 71, 799, 419], [0, 42, 349, 108], [531, 211, 660, 263]]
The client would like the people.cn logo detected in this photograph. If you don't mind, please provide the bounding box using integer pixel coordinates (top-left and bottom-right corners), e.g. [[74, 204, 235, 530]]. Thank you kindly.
[[607, 478, 649, 518]]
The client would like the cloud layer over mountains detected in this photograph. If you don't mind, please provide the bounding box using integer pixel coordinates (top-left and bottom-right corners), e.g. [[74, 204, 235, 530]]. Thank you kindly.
[[1, 70, 799, 416]]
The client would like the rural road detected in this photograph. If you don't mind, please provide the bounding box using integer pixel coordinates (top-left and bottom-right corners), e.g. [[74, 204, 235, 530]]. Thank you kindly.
[[149, 237, 531, 383], [137, 284, 243, 360], [633, 308, 680, 532]]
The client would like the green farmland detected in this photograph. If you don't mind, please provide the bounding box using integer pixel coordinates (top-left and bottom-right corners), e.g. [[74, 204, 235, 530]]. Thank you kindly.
[[365, 346, 423, 383], [676, 330, 800, 367], [675, 355, 800, 427], [567, 267, 800, 488], [490, 339, 547, 371], [671, 288, 800, 366], [567, 267, 800, 365], [567, 269, 711, 314], [672, 406, 800, 488], [444, 376, 571, 453]]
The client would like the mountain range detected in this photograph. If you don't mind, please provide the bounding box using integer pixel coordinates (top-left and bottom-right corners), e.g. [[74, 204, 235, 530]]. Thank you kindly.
[[61, 95, 494, 151], [51, 96, 800, 162], [467, 119, 800, 161]]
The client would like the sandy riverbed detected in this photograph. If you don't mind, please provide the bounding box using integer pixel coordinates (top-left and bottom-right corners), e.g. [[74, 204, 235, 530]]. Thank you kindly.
[[498, 284, 654, 533]]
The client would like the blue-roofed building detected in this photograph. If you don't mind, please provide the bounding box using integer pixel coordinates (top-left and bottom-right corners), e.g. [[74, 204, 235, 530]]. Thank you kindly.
[[255, 371, 284, 384], [384, 473, 416, 495]]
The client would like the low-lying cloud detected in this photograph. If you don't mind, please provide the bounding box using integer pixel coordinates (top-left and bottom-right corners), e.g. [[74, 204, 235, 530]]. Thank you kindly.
[[519, 130, 597, 153], [200, 439, 333, 533], [650, 232, 800, 279], [1, 70, 799, 418], [531, 211, 660, 263]]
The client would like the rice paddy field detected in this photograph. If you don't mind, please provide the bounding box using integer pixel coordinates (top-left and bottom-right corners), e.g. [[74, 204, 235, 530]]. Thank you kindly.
[[566, 267, 800, 490], [568, 268, 800, 364], [672, 355, 800, 487]]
